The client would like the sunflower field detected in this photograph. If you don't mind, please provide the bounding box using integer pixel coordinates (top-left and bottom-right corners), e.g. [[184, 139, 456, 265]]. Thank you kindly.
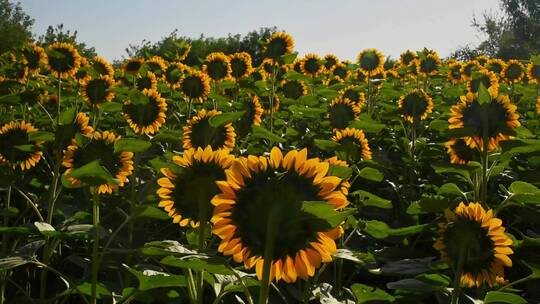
[[0, 32, 539, 304]]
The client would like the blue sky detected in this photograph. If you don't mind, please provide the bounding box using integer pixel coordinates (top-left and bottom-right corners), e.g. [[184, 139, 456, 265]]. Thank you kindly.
[[19, 0, 500, 61]]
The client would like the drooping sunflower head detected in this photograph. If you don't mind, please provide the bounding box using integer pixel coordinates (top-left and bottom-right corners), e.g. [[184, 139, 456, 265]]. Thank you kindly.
[[448, 92, 520, 151], [211, 147, 348, 283], [434, 202, 513, 288], [445, 138, 479, 165], [123, 89, 167, 135], [399, 50, 417, 67], [183, 109, 236, 151], [301, 54, 323, 76], [280, 79, 308, 100], [203, 52, 232, 82], [0, 121, 43, 171], [417, 53, 441, 76], [22, 44, 47, 73], [398, 89, 434, 123], [92, 56, 114, 77], [145, 56, 168, 79], [123, 58, 144, 76], [46, 42, 81, 78], [329, 97, 361, 130], [331, 63, 351, 80], [356, 48, 385, 75], [340, 86, 366, 109], [264, 32, 295, 63], [229, 52, 254, 80], [486, 59, 506, 77], [323, 54, 339, 71], [180, 68, 211, 103], [460, 60, 481, 81], [526, 61, 540, 84], [448, 62, 463, 83], [81, 75, 116, 107], [62, 131, 134, 195], [503, 59, 525, 83], [136, 71, 158, 91], [157, 146, 234, 228], [467, 69, 499, 97], [331, 128, 372, 162]]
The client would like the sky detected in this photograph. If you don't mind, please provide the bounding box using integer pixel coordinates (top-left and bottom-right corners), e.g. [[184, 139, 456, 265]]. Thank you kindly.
[[19, 0, 501, 62]]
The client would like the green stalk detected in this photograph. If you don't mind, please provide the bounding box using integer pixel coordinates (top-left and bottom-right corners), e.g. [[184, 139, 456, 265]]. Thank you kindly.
[[450, 248, 466, 304], [0, 186, 12, 304], [480, 113, 489, 206], [195, 189, 209, 304], [91, 191, 100, 304], [269, 65, 277, 132], [258, 210, 277, 304], [187, 98, 193, 119]]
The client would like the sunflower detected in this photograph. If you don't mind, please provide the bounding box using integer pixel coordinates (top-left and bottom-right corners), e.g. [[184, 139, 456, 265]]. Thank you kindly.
[[229, 52, 254, 80], [475, 55, 489, 67], [460, 60, 481, 81], [280, 79, 308, 100], [145, 56, 168, 79], [331, 63, 351, 80], [22, 44, 47, 74], [91, 56, 114, 77], [447, 62, 463, 84], [292, 59, 303, 73], [502, 59, 525, 83], [203, 52, 232, 82], [157, 146, 234, 228], [353, 70, 368, 84], [183, 109, 236, 150], [486, 59, 506, 77], [537, 96, 540, 116], [331, 128, 372, 162], [180, 69, 211, 103], [323, 54, 339, 71], [324, 76, 345, 87], [399, 50, 417, 67], [385, 69, 400, 80], [123, 58, 144, 76], [417, 53, 441, 76], [448, 92, 520, 151], [329, 97, 360, 130], [526, 61, 540, 84], [8, 61, 29, 83], [136, 71, 158, 91], [123, 89, 167, 135], [73, 112, 94, 136], [164, 62, 188, 89], [398, 89, 434, 123], [340, 86, 366, 109], [46, 42, 81, 78], [467, 69, 499, 97], [300, 54, 323, 77], [0, 121, 43, 170], [356, 49, 385, 75], [62, 131, 134, 194], [260, 95, 280, 114], [211, 147, 347, 283], [175, 44, 191, 61], [264, 32, 294, 63], [325, 156, 351, 198], [74, 57, 92, 84], [434, 202, 513, 288], [236, 95, 264, 136], [445, 138, 479, 165], [81, 75, 116, 107]]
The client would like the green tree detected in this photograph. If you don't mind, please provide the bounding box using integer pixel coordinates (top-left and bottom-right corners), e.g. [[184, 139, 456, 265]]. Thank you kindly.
[[38, 24, 96, 58], [0, 0, 34, 53]]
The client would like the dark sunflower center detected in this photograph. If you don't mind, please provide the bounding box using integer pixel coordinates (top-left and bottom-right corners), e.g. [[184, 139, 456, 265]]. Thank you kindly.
[[170, 162, 225, 222], [48, 47, 76, 73], [146, 62, 164, 77], [93, 62, 109, 76], [324, 58, 337, 69], [165, 67, 182, 85], [231, 170, 322, 259], [401, 92, 428, 118], [206, 60, 228, 80], [0, 129, 33, 163], [230, 58, 248, 78], [461, 100, 510, 138], [123, 98, 160, 126], [85, 79, 111, 104], [125, 61, 142, 73], [304, 58, 320, 74], [282, 81, 304, 100], [470, 75, 492, 93], [189, 117, 228, 149], [451, 139, 478, 162], [23, 50, 40, 69], [462, 64, 475, 77], [72, 140, 122, 176], [420, 58, 438, 74], [265, 38, 288, 59], [402, 53, 415, 66], [333, 66, 348, 79], [237, 99, 257, 135], [330, 104, 355, 129], [450, 66, 461, 79], [359, 52, 380, 72], [181, 76, 205, 99], [531, 65, 540, 80], [506, 64, 523, 80], [343, 89, 360, 103], [443, 218, 495, 275], [488, 63, 502, 74], [136, 76, 153, 91]]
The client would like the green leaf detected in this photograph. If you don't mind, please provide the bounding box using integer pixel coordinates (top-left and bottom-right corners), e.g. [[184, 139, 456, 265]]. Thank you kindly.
[[100, 102, 123, 112], [349, 120, 386, 133], [351, 283, 395, 303], [208, 111, 245, 127], [132, 205, 169, 221], [508, 181, 540, 205], [500, 139, 540, 154], [477, 82, 491, 105], [415, 273, 450, 287], [59, 107, 77, 124], [114, 138, 151, 153], [128, 89, 149, 105], [327, 165, 353, 180], [313, 139, 339, 151], [358, 167, 384, 182], [280, 53, 297, 64], [301, 201, 352, 228], [0, 256, 30, 270], [317, 88, 339, 99], [364, 220, 426, 239], [67, 160, 116, 186], [351, 190, 392, 209], [125, 266, 187, 291], [484, 291, 527, 304], [160, 255, 233, 275], [437, 183, 465, 198], [251, 125, 285, 143], [0, 94, 21, 105], [76, 282, 111, 299], [28, 131, 55, 142]]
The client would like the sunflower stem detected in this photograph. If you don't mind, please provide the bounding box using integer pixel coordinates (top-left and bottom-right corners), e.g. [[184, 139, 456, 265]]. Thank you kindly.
[[258, 209, 278, 304], [0, 186, 12, 304], [56, 73, 61, 126], [450, 247, 466, 304], [187, 98, 193, 120], [195, 221, 206, 304], [268, 65, 277, 132], [90, 191, 100, 304]]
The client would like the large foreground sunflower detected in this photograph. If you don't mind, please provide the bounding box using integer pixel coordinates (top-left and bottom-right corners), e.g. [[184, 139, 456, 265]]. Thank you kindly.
[[46, 42, 81, 78], [398, 89, 434, 123], [123, 89, 167, 135], [183, 109, 236, 150], [434, 202, 513, 288], [0, 121, 43, 170], [62, 131, 134, 194], [331, 128, 372, 162], [157, 146, 234, 228], [211, 147, 347, 282]]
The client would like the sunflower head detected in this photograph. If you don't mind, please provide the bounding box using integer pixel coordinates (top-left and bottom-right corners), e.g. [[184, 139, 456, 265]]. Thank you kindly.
[[157, 146, 234, 228], [526, 61, 540, 84], [448, 62, 463, 83], [486, 59, 506, 77], [434, 202, 513, 288], [81, 75, 116, 107], [356, 49, 385, 75], [475, 55, 489, 66], [211, 147, 348, 283], [124, 58, 144, 76], [175, 43, 191, 61], [323, 54, 339, 71], [260, 95, 280, 114], [123, 89, 167, 135], [46, 42, 81, 78], [0, 121, 43, 171], [398, 89, 434, 123], [503, 59, 525, 83], [331, 128, 372, 162], [92, 56, 114, 77], [329, 97, 360, 130], [183, 109, 236, 151], [399, 50, 417, 67], [203, 52, 232, 82], [467, 69, 499, 97], [180, 69, 211, 103], [145, 56, 168, 79], [229, 52, 254, 80], [236, 95, 264, 137], [22, 44, 47, 73], [136, 71, 158, 91], [340, 86, 365, 109], [445, 138, 479, 164], [331, 63, 351, 80], [417, 53, 441, 76], [264, 32, 295, 63], [460, 60, 481, 81], [164, 62, 188, 89], [301, 54, 323, 76], [385, 69, 400, 80], [280, 79, 308, 100]]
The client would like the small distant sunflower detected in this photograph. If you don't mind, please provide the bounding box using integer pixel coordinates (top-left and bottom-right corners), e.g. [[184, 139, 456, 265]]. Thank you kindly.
[[398, 89, 434, 123], [467, 69, 499, 97], [399, 50, 417, 67], [353, 70, 367, 84], [475, 55, 489, 66], [164, 62, 188, 89], [22, 44, 47, 74], [175, 44, 191, 61], [229, 52, 254, 80], [261, 95, 281, 114], [136, 71, 158, 91], [157, 146, 234, 228], [447, 62, 463, 84], [62, 131, 134, 194], [445, 138, 479, 165], [301, 54, 323, 77], [526, 61, 540, 84], [434, 202, 513, 288], [292, 59, 303, 73], [123, 58, 144, 76], [323, 54, 339, 71], [331, 63, 351, 80], [237, 95, 264, 134], [8, 62, 29, 83], [211, 147, 347, 282], [46, 42, 81, 78], [73, 112, 94, 136], [324, 76, 345, 87], [385, 69, 400, 80], [486, 59, 506, 77], [264, 32, 294, 63], [417, 53, 441, 76], [340, 86, 366, 109], [356, 48, 385, 75], [81, 75, 116, 107], [280, 79, 308, 100], [502, 59, 525, 83], [75, 57, 92, 84], [203, 52, 232, 82], [328, 97, 360, 130], [460, 60, 481, 81], [331, 128, 372, 162], [123, 89, 167, 135], [145, 56, 168, 79], [180, 69, 211, 103], [448, 92, 520, 151], [536, 96, 540, 116], [92, 56, 114, 77], [0, 121, 43, 170], [183, 109, 236, 150]]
